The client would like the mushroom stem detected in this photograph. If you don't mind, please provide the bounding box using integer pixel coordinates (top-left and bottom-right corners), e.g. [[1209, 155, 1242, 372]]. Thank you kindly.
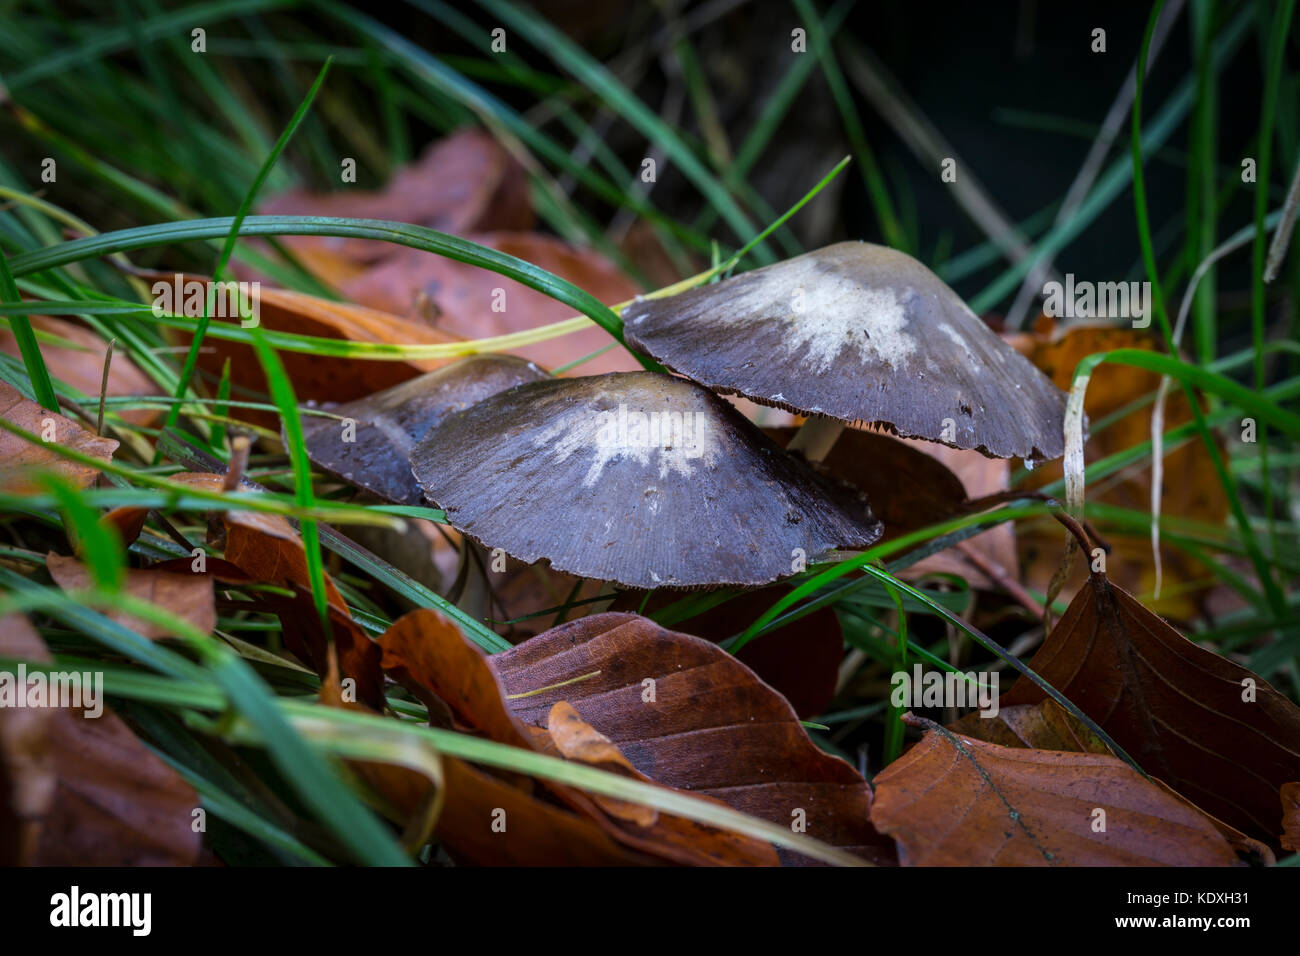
[[786, 416, 846, 464]]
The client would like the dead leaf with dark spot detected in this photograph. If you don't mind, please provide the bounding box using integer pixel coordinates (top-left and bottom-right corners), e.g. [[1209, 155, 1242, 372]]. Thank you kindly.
[[0, 614, 201, 865]]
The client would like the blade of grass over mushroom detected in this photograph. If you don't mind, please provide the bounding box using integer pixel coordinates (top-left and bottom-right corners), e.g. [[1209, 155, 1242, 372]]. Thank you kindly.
[[163, 58, 332, 444], [6, 216, 653, 369]]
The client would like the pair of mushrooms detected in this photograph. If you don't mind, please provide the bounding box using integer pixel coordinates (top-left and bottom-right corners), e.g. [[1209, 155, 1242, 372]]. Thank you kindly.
[[302, 242, 1068, 589]]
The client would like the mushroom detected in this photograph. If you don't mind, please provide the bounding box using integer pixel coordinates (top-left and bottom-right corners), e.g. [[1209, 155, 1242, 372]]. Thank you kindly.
[[621, 241, 1070, 463], [410, 371, 883, 588], [300, 354, 547, 504]]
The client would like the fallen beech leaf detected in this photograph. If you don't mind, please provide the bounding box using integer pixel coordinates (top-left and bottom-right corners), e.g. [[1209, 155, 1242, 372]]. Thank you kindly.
[[1019, 324, 1228, 617], [491, 612, 894, 863], [320, 659, 655, 866], [33, 708, 204, 866], [1001, 530, 1300, 843], [0, 614, 57, 864], [46, 553, 216, 639], [378, 608, 780, 866], [259, 129, 533, 269], [547, 701, 657, 827], [341, 232, 641, 375], [948, 699, 1273, 863], [1281, 783, 1300, 852], [608, 586, 843, 719], [0, 315, 160, 426], [267, 585, 385, 712], [221, 505, 347, 614], [0, 381, 118, 494], [871, 719, 1255, 866], [156, 277, 460, 429], [0, 613, 201, 865]]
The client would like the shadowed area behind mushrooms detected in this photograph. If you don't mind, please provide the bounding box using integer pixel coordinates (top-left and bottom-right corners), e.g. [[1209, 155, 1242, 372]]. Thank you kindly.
[[411, 371, 883, 588]]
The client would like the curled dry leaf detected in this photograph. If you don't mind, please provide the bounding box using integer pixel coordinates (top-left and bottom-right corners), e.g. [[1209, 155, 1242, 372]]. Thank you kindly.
[[1001, 542, 1300, 845], [378, 608, 780, 866], [0, 614, 201, 865], [341, 232, 642, 375], [547, 701, 658, 827], [491, 612, 894, 864], [0, 315, 160, 426], [872, 719, 1256, 866], [45, 553, 216, 640], [0, 381, 118, 494]]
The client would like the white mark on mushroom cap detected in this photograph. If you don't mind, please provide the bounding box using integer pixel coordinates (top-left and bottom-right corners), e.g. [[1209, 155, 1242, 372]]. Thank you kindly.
[[532, 402, 720, 487], [724, 269, 922, 372]]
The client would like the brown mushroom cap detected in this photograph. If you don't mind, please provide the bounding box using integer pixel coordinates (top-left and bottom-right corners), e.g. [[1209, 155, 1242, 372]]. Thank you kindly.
[[410, 371, 883, 588], [622, 241, 1069, 461], [300, 354, 547, 504]]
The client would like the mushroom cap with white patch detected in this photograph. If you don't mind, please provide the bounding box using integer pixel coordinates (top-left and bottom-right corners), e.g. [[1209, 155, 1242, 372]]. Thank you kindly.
[[410, 371, 883, 588], [298, 354, 548, 505], [622, 241, 1070, 461]]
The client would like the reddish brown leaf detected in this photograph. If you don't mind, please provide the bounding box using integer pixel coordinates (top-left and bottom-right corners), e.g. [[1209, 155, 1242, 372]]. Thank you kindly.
[[0, 614, 56, 864], [340, 232, 641, 374], [46, 553, 216, 639], [0, 381, 118, 493], [0, 614, 201, 865], [259, 129, 533, 268], [872, 718, 1254, 866], [608, 586, 843, 719], [377, 608, 780, 866], [948, 699, 1273, 863], [1281, 783, 1300, 853], [156, 278, 460, 429], [490, 612, 894, 863], [546, 701, 658, 827], [0, 315, 160, 426], [1001, 557, 1300, 844]]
